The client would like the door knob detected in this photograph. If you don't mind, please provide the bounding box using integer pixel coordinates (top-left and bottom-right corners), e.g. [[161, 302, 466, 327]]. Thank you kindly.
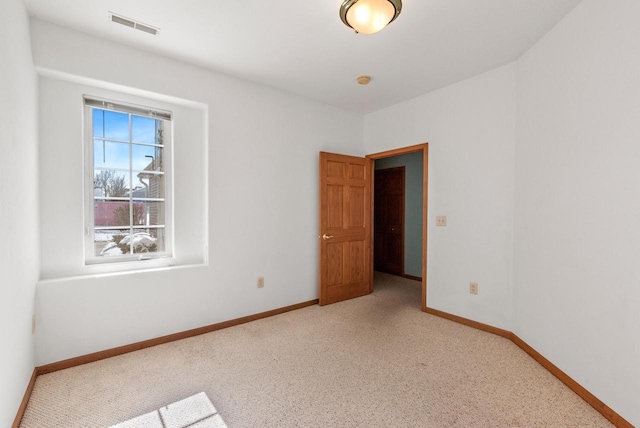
[[322, 234, 334, 240]]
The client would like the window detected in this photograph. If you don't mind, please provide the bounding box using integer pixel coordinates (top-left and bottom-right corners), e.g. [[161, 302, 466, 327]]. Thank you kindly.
[[84, 97, 172, 264]]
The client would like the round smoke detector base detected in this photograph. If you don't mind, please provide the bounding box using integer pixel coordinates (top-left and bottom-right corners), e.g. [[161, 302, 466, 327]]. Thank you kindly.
[[357, 75, 371, 85]]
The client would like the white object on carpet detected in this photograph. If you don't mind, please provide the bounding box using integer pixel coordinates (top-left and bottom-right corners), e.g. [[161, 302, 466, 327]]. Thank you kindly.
[[110, 392, 227, 428]]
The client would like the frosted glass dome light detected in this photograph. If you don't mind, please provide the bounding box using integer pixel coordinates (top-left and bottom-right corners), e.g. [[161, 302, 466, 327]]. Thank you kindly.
[[340, 0, 402, 34]]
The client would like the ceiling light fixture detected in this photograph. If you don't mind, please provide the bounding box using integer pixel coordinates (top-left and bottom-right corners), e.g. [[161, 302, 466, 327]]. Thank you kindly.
[[340, 0, 402, 34]]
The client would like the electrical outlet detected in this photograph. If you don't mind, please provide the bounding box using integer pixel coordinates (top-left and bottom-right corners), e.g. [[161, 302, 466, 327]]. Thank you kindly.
[[257, 276, 264, 288], [436, 216, 447, 226], [469, 282, 478, 295]]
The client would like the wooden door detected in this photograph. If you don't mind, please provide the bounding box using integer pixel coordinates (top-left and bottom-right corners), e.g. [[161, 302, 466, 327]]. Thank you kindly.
[[374, 167, 405, 275], [319, 152, 372, 305]]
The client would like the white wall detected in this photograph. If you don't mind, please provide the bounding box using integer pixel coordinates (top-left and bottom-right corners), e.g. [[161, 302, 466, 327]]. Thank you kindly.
[[364, 64, 517, 331], [32, 20, 364, 365], [0, 0, 39, 426], [514, 0, 640, 424]]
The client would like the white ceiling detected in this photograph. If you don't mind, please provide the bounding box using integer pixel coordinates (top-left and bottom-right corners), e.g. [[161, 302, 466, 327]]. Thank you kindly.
[[24, 0, 582, 113]]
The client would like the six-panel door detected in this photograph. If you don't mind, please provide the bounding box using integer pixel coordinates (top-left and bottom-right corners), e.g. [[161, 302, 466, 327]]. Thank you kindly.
[[319, 152, 372, 305]]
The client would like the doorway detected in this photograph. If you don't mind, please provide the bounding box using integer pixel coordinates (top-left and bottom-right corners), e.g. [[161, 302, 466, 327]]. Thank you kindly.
[[318, 143, 428, 310], [367, 143, 428, 310]]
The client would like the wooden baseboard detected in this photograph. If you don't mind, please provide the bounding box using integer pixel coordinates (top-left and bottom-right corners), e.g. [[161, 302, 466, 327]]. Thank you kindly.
[[424, 306, 633, 428], [36, 299, 318, 375], [11, 299, 318, 427], [14, 299, 318, 426], [423, 307, 511, 338], [509, 334, 633, 428], [402, 274, 422, 282], [12, 369, 37, 428], [16, 299, 633, 428]]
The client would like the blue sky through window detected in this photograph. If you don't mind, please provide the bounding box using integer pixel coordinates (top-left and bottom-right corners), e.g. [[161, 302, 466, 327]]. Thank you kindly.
[[93, 109, 163, 174]]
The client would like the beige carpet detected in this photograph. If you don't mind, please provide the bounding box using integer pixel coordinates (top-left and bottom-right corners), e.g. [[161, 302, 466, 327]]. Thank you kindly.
[[20, 273, 612, 427]]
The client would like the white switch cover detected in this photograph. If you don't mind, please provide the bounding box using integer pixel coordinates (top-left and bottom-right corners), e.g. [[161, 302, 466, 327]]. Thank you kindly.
[[436, 216, 447, 226]]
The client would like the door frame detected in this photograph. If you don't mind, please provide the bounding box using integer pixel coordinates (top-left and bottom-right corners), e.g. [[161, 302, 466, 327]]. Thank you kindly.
[[366, 143, 428, 311]]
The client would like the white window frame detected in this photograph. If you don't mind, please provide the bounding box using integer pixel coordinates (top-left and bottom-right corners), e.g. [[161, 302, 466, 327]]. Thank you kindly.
[[83, 96, 173, 265]]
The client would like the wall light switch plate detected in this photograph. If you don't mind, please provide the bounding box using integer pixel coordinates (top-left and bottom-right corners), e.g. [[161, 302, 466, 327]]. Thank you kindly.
[[436, 216, 447, 226]]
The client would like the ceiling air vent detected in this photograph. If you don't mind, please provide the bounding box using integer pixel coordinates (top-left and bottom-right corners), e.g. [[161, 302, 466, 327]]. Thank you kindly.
[[109, 12, 159, 36]]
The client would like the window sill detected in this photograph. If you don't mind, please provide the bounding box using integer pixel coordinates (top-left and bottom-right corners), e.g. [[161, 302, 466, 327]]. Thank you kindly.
[[38, 259, 208, 284]]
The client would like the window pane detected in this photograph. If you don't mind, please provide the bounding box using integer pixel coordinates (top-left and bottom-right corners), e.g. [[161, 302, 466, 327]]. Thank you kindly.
[[132, 228, 164, 254], [86, 100, 172, 263], [93, 110, 129, 140], [94, 140, 130, 170], [95, 229, 130, 257], [135, 172, 164, 198], [93, 170, 130, 197], [94, 200, 133, 227], [132, 144, 163, 172], [132, 200, 164, 226], [95, 229, 164, 256], [132, 116, 161, 144], [92, 109, 104, 138]]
